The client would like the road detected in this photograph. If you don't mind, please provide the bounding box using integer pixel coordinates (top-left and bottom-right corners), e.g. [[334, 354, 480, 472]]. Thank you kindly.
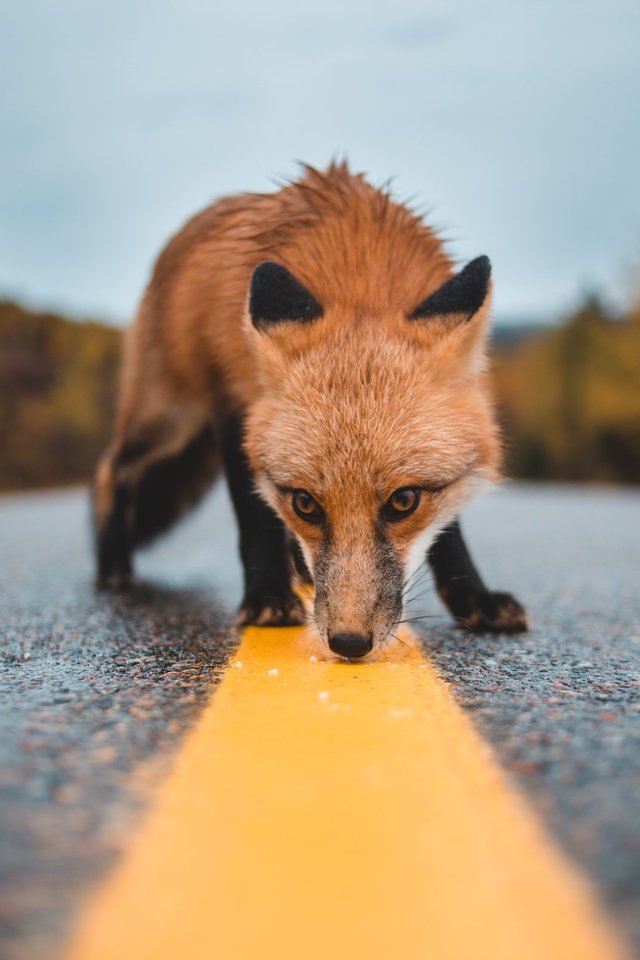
[[1, 482, 639, 958]]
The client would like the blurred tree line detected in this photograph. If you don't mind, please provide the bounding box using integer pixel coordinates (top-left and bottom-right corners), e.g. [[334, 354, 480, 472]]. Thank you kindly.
[[0, 301, 120, 491], [493, 295, 640, 483], [0, 293, 638, 491]]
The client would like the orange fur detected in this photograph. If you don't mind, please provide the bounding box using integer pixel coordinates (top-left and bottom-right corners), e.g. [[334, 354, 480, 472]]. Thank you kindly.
[[96, 162, 504, 652]]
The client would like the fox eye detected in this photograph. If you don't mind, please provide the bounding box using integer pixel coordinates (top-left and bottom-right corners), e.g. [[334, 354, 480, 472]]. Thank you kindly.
[[383, 487, 421, 521], [292, 490, 324, 524]]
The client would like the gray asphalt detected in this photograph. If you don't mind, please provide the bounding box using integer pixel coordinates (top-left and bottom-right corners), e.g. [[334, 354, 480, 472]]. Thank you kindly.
[[1, 483, 639, 958]]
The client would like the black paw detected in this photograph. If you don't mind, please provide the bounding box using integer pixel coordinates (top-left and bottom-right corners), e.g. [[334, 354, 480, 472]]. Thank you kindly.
[[463, 590, 528, 633], [441, 587, 528, 634], [95, 571, 132, 591], [236, 591, 306, 627]]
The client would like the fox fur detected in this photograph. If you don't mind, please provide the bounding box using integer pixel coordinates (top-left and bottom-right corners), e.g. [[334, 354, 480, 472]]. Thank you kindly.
[[94, 161, 527, 658]]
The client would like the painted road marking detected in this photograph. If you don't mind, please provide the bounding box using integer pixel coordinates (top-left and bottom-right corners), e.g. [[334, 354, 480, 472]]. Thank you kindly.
[[64, 627, 627, 960]]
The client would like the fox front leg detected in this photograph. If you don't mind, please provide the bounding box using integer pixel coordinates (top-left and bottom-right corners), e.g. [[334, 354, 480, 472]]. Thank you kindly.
[[220, 416, 306, 627], [93, 455, 134, 590], [428, 519, 528, 633]]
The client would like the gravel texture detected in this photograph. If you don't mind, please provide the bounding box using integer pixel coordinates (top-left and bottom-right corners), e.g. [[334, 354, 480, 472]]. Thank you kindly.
[[0, 488, 237, 960], [0, 482, 638, 957], [418, 484, 640, 953]]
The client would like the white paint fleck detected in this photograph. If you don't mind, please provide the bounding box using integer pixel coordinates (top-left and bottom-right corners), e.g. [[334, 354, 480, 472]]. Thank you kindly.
[[309, 655, 319, 663], [234, 661, 243, 669], [267, 668, 279, 677], [317, 691, 330, 702], [388, 708, 414, 719]]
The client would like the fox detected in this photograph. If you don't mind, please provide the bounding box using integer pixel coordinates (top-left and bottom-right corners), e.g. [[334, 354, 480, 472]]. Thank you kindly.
[[94, 161, 527, 659]]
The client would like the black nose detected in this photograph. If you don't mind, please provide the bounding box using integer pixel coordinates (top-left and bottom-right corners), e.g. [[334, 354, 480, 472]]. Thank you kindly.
[[327, 632, 373, 659]]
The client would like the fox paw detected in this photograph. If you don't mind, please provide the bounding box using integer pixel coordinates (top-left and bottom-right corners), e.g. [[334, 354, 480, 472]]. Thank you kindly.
[[459, 590, 528, 634], [236, 592, 306, 628], [95, 571, 132, 591]]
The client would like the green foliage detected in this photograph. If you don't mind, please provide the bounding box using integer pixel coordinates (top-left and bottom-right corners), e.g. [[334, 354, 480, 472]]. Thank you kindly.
[[1, 293, 639, 491], [493, 296, 640, 483], [0, 301, 121, 491]]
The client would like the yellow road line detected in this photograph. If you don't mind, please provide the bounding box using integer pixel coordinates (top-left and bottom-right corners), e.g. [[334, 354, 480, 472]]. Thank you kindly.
[[64, 627, 627, 960]]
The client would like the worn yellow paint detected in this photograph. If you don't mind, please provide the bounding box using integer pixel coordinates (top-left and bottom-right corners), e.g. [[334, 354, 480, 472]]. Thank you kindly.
[[64, 626, 626, 960]]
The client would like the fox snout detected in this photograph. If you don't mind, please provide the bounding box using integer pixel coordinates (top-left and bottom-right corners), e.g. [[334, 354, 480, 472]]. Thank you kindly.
[[327, 631, 373, 659], [311, 535, 405, 660]]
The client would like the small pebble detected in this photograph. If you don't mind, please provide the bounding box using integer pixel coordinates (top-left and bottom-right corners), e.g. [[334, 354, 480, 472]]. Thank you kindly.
[[267, 668, 279, 677], [234, 661, 243, 669], [309, 656, 318, 663]]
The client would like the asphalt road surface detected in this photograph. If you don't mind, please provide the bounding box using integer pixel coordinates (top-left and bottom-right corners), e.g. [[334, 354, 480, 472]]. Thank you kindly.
[[1, 482, 639, 958]]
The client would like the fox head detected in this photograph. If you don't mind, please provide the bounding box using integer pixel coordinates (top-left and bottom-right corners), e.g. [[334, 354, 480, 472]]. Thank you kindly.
[[244, 258, 500, 660]]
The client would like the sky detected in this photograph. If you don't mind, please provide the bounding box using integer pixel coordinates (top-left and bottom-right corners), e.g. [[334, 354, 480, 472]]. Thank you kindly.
[[1, 0, 639, 325]]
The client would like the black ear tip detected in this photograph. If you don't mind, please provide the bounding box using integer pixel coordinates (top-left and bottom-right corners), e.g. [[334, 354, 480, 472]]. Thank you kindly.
[[466, 255, 491, 282], [249, 261, 288, 304], [249, 261, 323, 329], [251, 260, 285, 286], [409, 255, 492, 323]]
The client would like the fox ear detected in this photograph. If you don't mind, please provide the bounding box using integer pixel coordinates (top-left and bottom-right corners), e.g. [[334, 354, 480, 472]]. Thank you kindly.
[[249, 261, 323, 330], [409, 256, 491, 324]]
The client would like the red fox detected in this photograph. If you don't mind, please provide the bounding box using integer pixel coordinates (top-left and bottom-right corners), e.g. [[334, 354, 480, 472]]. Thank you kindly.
[[94, 162, 527, 659]]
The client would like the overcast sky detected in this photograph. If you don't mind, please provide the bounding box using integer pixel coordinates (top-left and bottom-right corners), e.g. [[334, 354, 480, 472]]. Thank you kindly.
[[1, 0, 639, 324]]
